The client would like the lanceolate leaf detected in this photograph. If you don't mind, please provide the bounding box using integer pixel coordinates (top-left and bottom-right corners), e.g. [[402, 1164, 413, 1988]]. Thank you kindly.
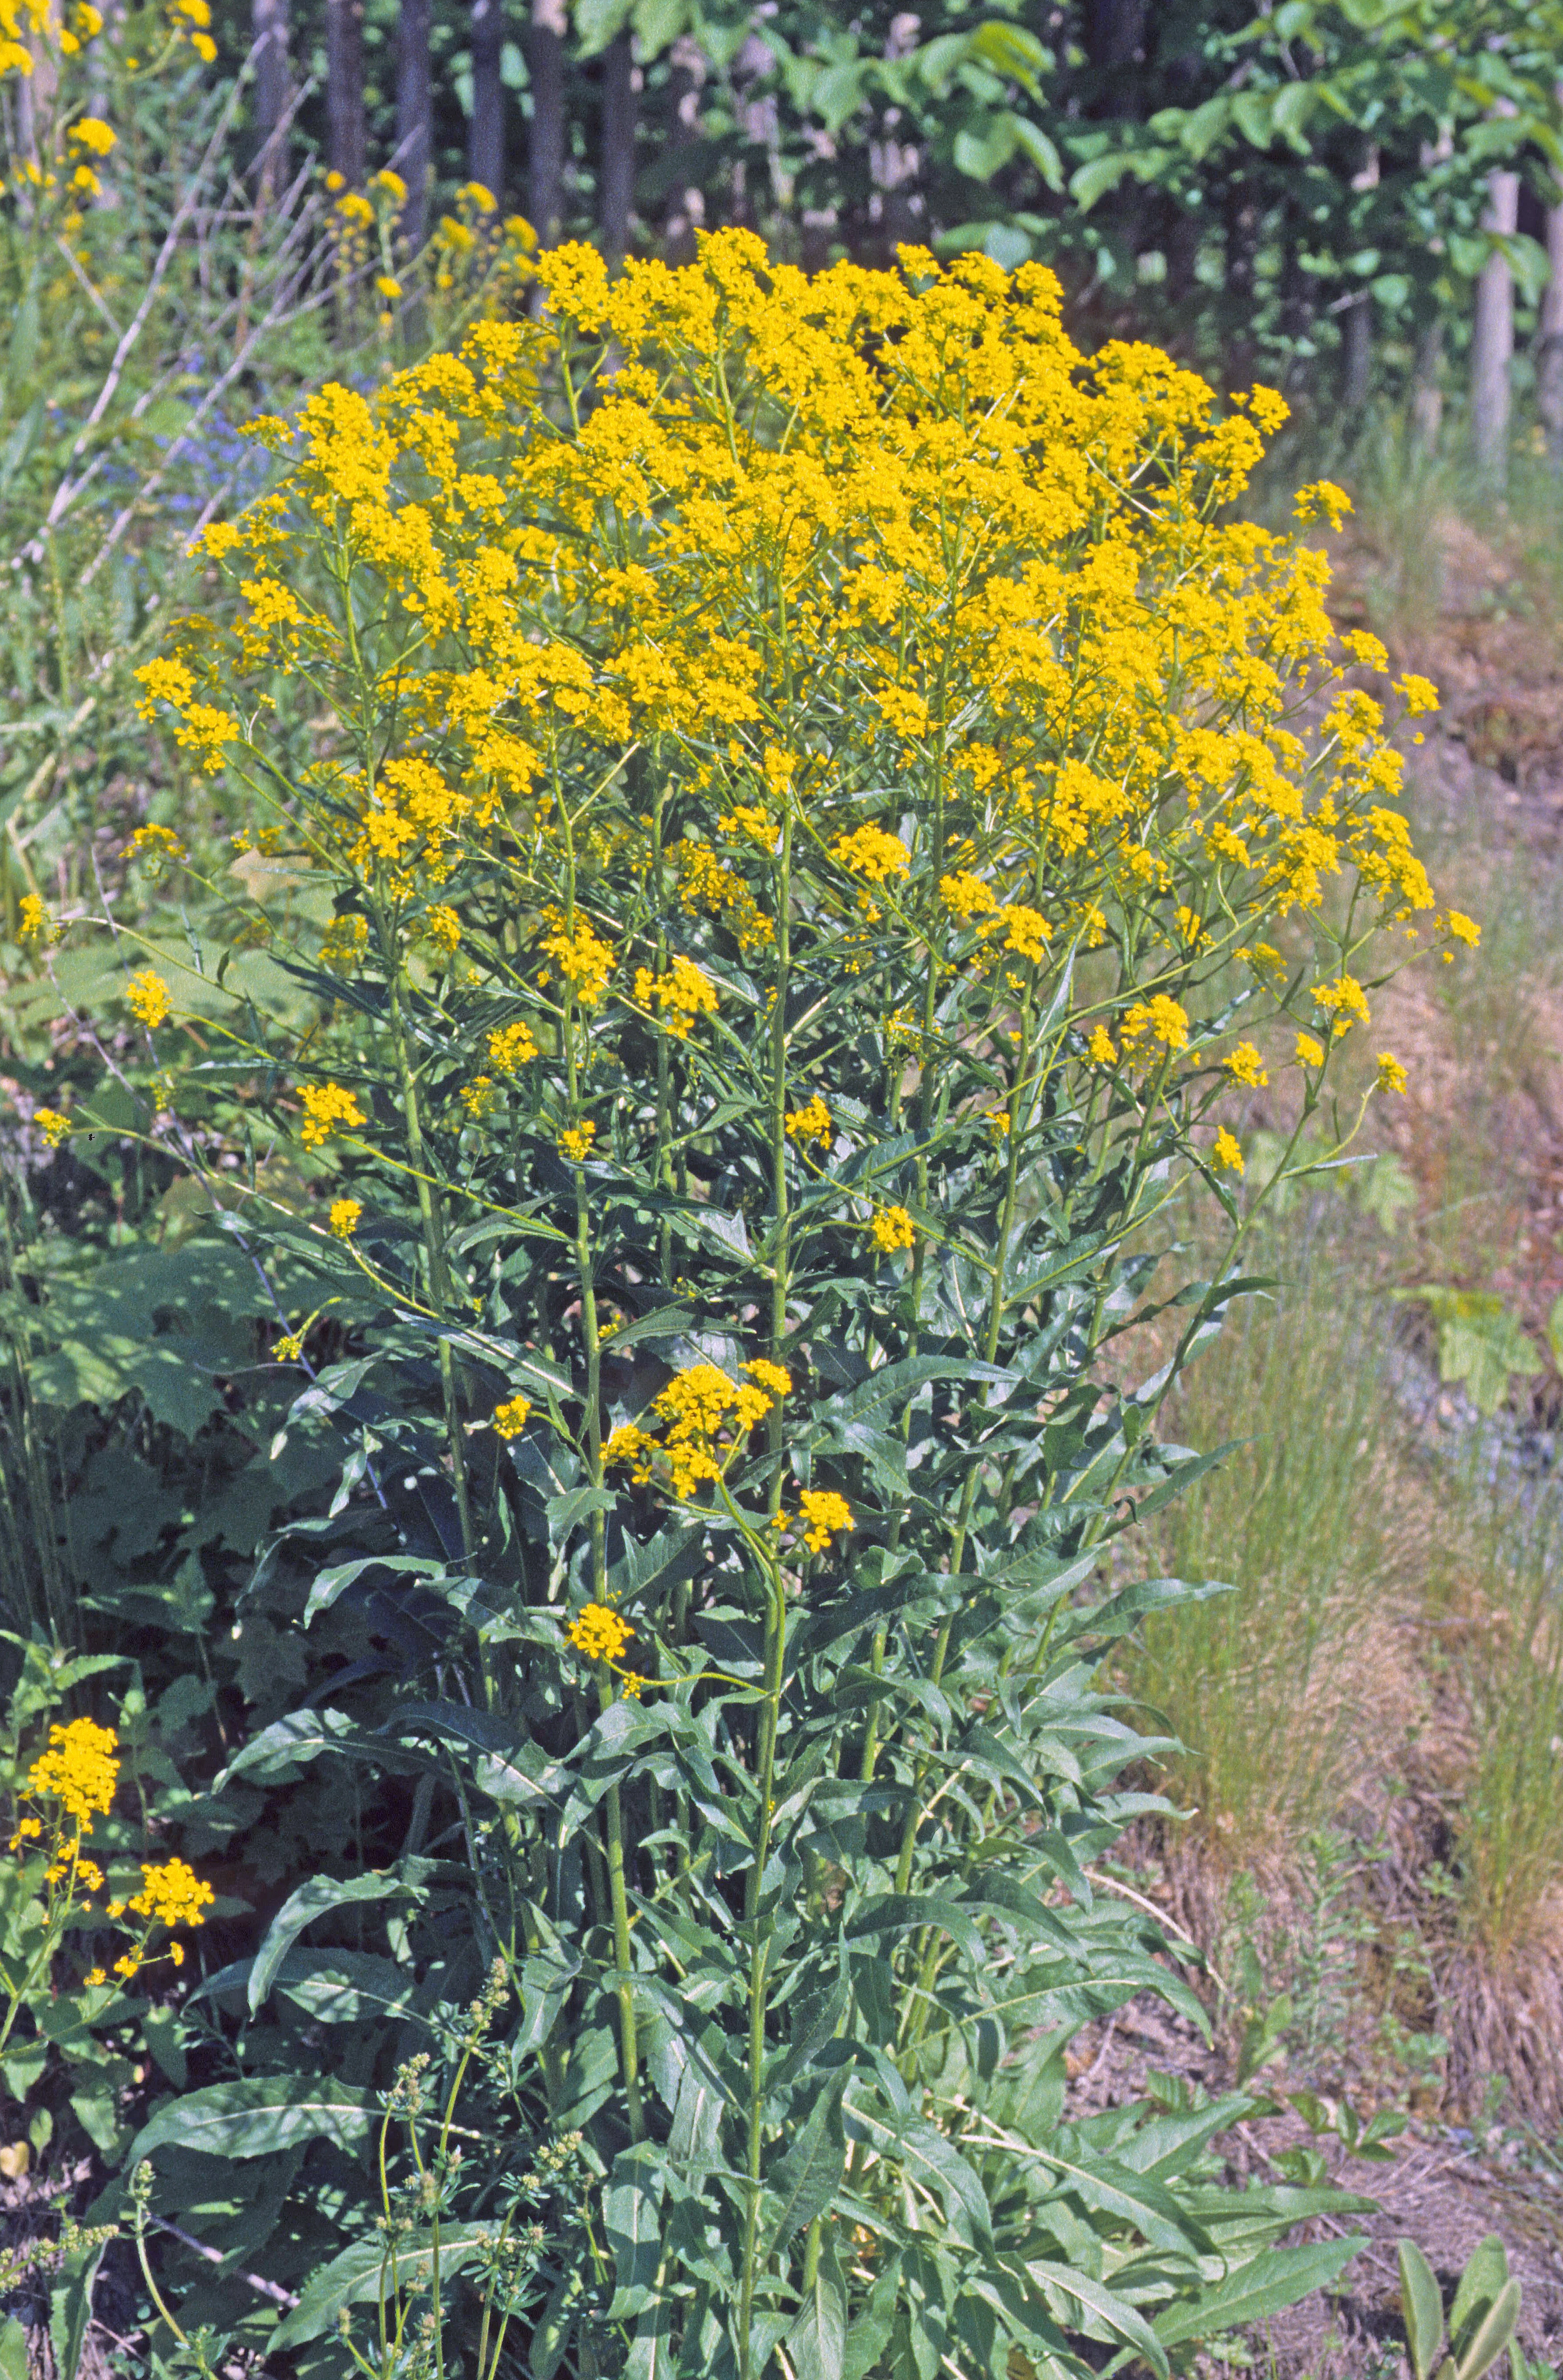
[[274, 2228, 497, 2347], [130, 2076, 379, 2164]]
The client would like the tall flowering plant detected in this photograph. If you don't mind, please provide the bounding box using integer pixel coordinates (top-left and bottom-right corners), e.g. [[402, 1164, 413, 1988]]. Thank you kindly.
[[118, 237, 1463, 2379]]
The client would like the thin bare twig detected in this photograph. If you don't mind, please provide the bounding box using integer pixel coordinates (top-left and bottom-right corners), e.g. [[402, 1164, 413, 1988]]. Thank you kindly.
[[149, 2216, 299, 2309]]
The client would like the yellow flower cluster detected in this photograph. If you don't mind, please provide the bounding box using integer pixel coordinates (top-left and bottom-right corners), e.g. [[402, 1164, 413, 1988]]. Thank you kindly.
[[542, 913, 614, 1010], [834, 825, 910, 885], [633, 956, 719, 1040], [126, 969, 172, 1030], [870, 1205, 916, 1253], [128, 824, 186, 873], [558, 1120, 595, 1163], [487, 1020, 539, 1071], [566, 1602, 633, 1662], [298, 1082, 366, 1149], [1224, 1041, 1268, 1088], [491, 1395, 532, 1438], [607, 1361, 789, 1500], [320, 915, 369, 977], [799, 1490, 853, 1553], [785, 1097, 832, 1150], [328, 1197, 362, 1238], [22, 1718, 119, 1833], [124, 1857, 213, 1932]]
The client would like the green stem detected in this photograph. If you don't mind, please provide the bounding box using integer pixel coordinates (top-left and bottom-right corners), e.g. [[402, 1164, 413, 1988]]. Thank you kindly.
[[739, 789, 796, 2380], [385, 938, 475, 1566]]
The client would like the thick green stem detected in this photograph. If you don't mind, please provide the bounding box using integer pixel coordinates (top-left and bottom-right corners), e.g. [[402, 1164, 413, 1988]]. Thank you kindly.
[[892, 994, 1031, 1902], [737, 1558, 787, 2380], [386, 949, 475, 1565], [738, 794, 795, 2380]]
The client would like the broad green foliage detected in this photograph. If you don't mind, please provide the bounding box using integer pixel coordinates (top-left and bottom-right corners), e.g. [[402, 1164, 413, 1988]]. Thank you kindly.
[[15, 239, 1466, 2375], [1398, 2234, 1522, 2380]]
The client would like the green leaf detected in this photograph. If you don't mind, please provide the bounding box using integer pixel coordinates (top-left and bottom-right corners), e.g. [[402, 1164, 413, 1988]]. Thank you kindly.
[[1355, 1153, 1417, 1236], [1153, 2236, 1365, 2347], [247, 1868, 426, 2012], [1453, 2280, 1520, 2380], [1399, 2238, 1445, 2380], [1450, 2239, 1512, 2367], [130, 2075, 377, 2164], [604, 2144, 666, 2320], [275, 2226, 495, 2347], [1021, 2259, 1169, 2377], [1404, 1289, 1543, 1416], [844, 2104, 992, 2249], [1006, 115, 1064, 192], [764, 2075, 847, 2257], [0, 2320, 27, 2380], [48, 2226, 108, 2380], [785, 2228, 847, 2380]]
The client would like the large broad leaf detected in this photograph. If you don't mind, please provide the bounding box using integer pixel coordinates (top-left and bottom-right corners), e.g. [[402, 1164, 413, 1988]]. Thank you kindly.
[[274, 2226, 496, 2347], [604, 2144, 668, 2320], [247, 1868, 428, 2013], [844, 2103, 992, 2250], [129, 2075, 378, 2164], [785, 2228, 846, 2380], [1152, 2236, 1365, 2347], [764, 2074, 848, 2257]]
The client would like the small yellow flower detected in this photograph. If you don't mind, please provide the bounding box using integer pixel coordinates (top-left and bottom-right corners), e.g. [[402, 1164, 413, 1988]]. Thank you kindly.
[[1312, 974, 1369, 1037], [1294, 479, 1352, 530], [127, 1857, 213, 1931], [1445, 909, 1481, 949], [558, 1120, 595, 1162], [869, 1205, 915, 1253], [492, 1395, 532, 1439], [1294, 1032, 1325, 1070], [298, 1082, 366, 1149], [1396, 673, 1439, 718], [128, 823, 186, 872], [272, 1331, 305, 1362], [17, 894, 51, 945], [461, 1076, 501, 1120], [1213, 1128, 1244, 1175], [566, 1602, 633, 1662], [126, 969, 172, 1030], [375, 275, 403, 301], [329, 1197, 362, 1239], [1122, 994, 1190, 1055], [83, 1968, 107, 1989], [320, 915, 369, 976], [1223, 1041, 1267, 1089], [744, 1358, 792, 1399], [68, 115, 116, 155], [785, 1095, 832, 1150], [1376, 1051, 1408, 1095], [488, 1021, 539, 1071], [1087, 1025, 1117, 1065], [799, 1489, 852, 1554], [833, 824, 909, 884]]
